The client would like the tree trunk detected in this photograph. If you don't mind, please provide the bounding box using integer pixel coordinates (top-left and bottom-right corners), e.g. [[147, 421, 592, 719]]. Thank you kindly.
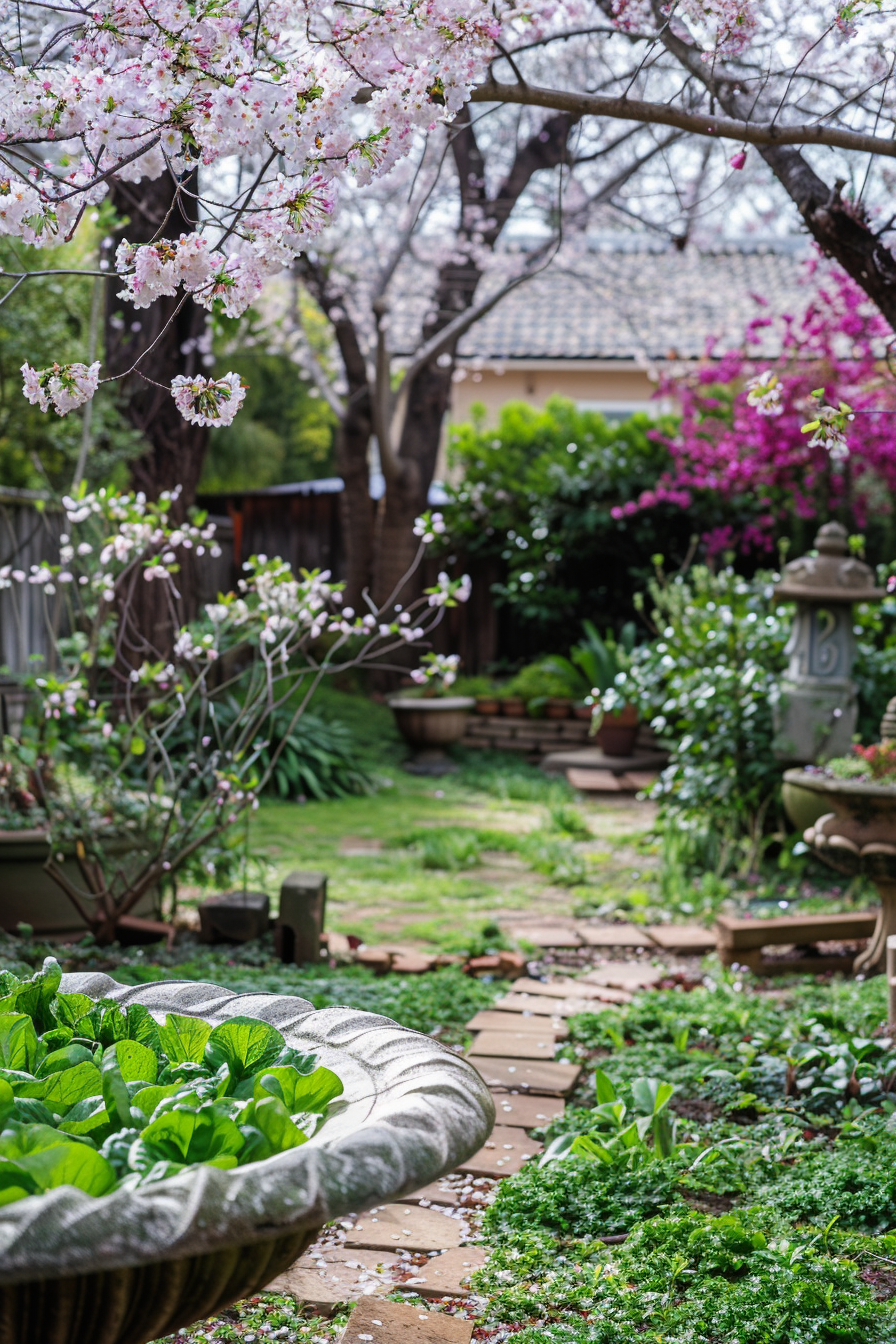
[[335, 393, 374, 612], [106, 174, 210, 508]]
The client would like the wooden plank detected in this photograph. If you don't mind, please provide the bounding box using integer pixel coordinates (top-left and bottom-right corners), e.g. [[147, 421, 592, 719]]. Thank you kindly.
[[266, 1247, 396, 1309], [403, 1247, 489, 1299], [466, 1010, 569, 1039], [715, 911, 877, 951], [580, 963, 665, 990], [491, 1092, 565, 1127], [342, 1298, 473, 1342], [645, 925, 717, 952], [466, 1055, 581, 1095], [511, 977, 633, 1004], [470, 1030, 557, 1059], [456, 1125, 542, 1178]]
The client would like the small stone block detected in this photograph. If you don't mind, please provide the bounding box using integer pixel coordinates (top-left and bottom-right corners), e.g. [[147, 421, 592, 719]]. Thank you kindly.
[[466, 1055, 581, 1095], [391, 953, 437, 974], [356, 947, 394, 973], [580, 964, 665, 990], [345, 1204, 464, 1252], [623, 771, 659, 790], [494, 992, 599, 1017], [266, 1247, 396, 1309], [277, 871, 327, 965], [322, 930, 353, 957], [404, 1247, 489, 1298], [339, 837, 384, 856], [198, 891, 269, 944], [509, 927, 583, 948], [457, 1125, 542, 1178], [646, 924, 717, 952], [341, 1297, 473, 1343], [490, 1092, 565, 1128], [466, 1010, 569, 1040], [566, 768, 627, 792], [577, 924, 655, 948], [470, 1031, 556, 1059], [511, 977, 632, 1004]]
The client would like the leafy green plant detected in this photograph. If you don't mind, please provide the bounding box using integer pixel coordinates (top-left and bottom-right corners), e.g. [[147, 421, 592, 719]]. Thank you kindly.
[[547, 804, 591, 840], [541, 1069, 680, 1166], [0, 958, 343, 1205], [544, 620, 638, 702]]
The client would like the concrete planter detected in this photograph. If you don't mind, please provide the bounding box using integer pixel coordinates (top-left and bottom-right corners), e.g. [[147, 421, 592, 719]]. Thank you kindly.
[[0, 973, 494, 1344], [0, 831, 157, 937], [596, 705, 639, 757], [784, 767, 896, 971], [388, 696, 475, 775]]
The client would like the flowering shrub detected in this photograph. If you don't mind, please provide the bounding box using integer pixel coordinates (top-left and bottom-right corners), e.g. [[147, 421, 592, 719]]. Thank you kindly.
[[628, 267, 896, 560], [0, 486, 469, 939]]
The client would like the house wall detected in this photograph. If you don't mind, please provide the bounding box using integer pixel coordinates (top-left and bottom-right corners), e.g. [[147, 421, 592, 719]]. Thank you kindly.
[[448, 359, 658, 425]]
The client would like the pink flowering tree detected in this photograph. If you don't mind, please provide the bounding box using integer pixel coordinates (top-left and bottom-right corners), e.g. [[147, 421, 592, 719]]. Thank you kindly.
[[614, 265, 896, 557], [0, 489, 469, 942]]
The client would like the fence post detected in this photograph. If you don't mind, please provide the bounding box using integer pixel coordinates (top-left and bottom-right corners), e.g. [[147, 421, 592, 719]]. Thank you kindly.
[[276, 871, 327, 964]]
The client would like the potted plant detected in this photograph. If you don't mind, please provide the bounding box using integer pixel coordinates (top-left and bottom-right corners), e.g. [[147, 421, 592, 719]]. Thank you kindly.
[[0, 494, 469, 942], [500, 660, 572, 719], [455, 675, 501, 716], [0, 960, 494, 1344], [388, 652, 475, 774], [544, 622, 639, 751]]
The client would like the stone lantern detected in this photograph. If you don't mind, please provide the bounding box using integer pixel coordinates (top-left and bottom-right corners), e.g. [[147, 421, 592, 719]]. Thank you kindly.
[[773, 521, 883, 763]]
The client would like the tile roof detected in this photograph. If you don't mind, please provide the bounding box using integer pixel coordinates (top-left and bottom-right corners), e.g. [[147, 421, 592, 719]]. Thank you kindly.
[[393, 241, 816, 363]]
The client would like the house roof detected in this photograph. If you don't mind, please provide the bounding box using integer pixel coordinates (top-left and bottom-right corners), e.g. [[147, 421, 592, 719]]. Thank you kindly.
[[396, 240, 816, 364]]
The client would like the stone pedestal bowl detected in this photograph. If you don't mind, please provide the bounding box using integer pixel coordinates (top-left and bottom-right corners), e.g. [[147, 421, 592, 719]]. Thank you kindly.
[[0, 974, 495, 1344], [388, 696, 475, 775], [784, 768, 896, 972]]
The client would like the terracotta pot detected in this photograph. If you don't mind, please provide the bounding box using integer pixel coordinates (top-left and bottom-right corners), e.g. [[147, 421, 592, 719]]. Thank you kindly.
[[0, 830, 158, 937], [545, 697, 572, 720], [475, 696, 500, 716], [0, 974, 493, 1344], [388, 695, 475, 775], [500, 697, 527, 717], [596, 704, 639, 757], [573, 702, 594, 721]]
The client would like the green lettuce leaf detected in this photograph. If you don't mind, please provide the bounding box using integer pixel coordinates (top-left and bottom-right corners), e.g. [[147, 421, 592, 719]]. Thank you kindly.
[[159, 1013, 213, 1065], [204, 1019, 284, 1084]]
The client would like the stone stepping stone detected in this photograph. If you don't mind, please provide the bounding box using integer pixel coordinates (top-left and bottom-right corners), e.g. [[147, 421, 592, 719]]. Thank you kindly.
[[466, 1055, 580, 1095], [471, 1030, 557, 1060], [403, 1247, 489, 1299], [576, 923, 656, 947], [566, 768, 630, 793], [646, 924, 717, 952], [339, 837, 384, 855], [342, 1297, 473, 1342], [491, 1092, 565, 1128], [345, 1204, 465, 1252], [395, 1181, 464, 1208], [511, 977, 633, 1005], [457, 1125, 542, 1178], [508, 926, 583, 948], [494, 992, 602, 1017], [580, 964, 665, 989], [466, 1009, 569, 1039], [266, 1246, 397, 1309]]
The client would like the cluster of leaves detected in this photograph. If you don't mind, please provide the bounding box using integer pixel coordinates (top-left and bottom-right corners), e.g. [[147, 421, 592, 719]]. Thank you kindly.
[[439, 397, 688, 651], [391, 818, 588, 886], [0, 958, 342, 1206]]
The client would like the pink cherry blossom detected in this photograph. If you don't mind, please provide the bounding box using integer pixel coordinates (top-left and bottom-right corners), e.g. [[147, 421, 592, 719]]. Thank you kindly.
[[171, 372, 247, 427]]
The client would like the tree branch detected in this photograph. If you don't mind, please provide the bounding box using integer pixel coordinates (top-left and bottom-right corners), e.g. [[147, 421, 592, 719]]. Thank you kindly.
[[470, 79, 896, 159]]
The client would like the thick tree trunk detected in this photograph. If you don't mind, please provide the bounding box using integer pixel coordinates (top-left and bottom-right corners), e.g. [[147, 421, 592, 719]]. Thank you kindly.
[[106, 174, 210, 508], [335, 394, 375, 612]]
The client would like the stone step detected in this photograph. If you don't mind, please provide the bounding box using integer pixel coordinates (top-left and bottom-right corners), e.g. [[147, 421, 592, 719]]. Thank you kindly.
[[466, 1055, 581, 1095], [511, 977, 633, 1005], [395, 1181, 465, 1208], [470, 1030, 557, 1059], [345, 1204, 466, 1252], [580, 963, 665, 990], [404, 1247, 490, 1299], [266, 1247, 396, 1310], [491, 1091, 565, 1128], [508, 925, 584, 948], [341, 1297, 473, 1342], [494, 991, 604, 1017], [466, 1009, 569, 1039], [646, 924, 717, 953], [457, 1124, 542, 1178], [576, 923, 656, 948]]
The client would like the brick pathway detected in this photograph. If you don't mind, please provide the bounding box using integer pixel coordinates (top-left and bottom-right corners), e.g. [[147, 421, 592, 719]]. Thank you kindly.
[[267, 916, 705, 1340]]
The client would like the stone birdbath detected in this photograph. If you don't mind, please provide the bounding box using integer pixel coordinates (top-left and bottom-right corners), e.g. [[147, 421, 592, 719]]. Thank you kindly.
[[0, 973, 494, 1344], [785, 767, 896, 973]]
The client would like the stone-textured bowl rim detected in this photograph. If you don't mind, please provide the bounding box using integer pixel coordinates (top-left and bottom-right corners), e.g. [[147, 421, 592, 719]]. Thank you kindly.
[[0, 973, 495, 1284], [783, 768, 896, 802]]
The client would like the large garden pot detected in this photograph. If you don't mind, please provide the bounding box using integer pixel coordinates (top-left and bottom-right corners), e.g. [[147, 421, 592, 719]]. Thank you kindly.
[[596, 704, 639, 757], [783, 767, 896, 972], [388, 695, 475, 775], [0, 831, 158, 937], [0, 973, 494, 1344]]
